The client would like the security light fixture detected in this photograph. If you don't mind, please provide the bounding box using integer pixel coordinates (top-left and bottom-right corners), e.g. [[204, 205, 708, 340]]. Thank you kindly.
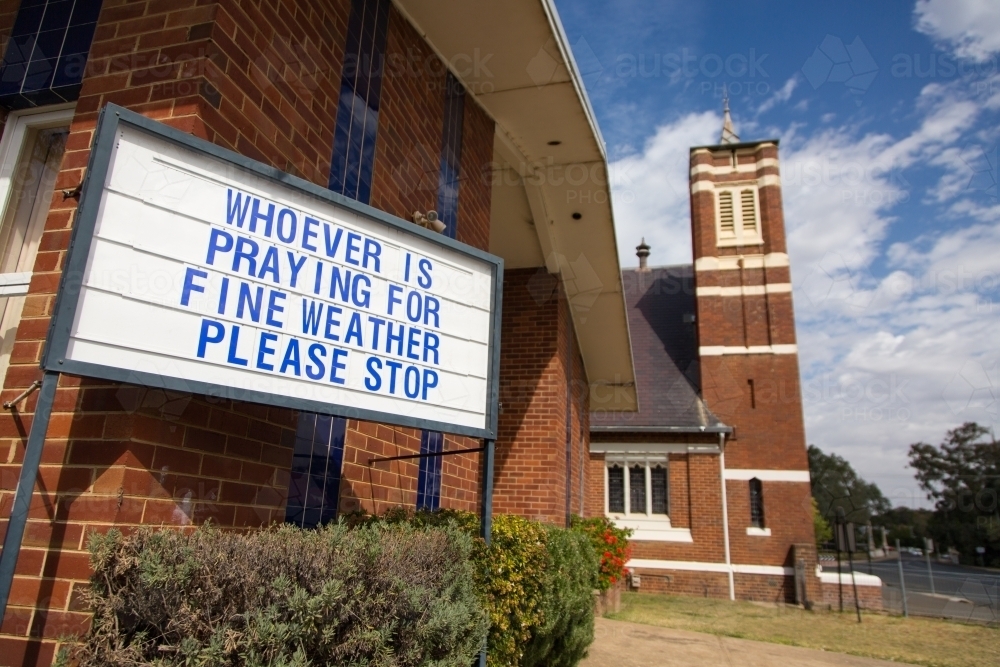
[[413, 210, 446, 233]]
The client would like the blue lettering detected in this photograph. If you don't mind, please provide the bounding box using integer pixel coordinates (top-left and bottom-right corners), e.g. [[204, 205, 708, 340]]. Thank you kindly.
[[287, 252, 306, 288], [324, 305, 342, 341], [329, 266, 351, 302], [228, 325, 249, 366], [266, 290, 286, 327], [218, 276, 229, 314], [363, 238, 381, 272], [302, 216, 319, 252], [233, 236, 259, 275], [417, 258, 432, 288], [406, 291, 422, 323], [206, 228, 234, 265], [365, 356, 382, 391], [236, 283, 263, 322], [313, 260, 323, 294], [306, 343, 326, 380], [280, 338, 301, 376], [344, 312, 364, 347], [250, 198, 275, 236], [387, 284, 403, 315], [423, 331, 439, 364], [352, 273, 371, 308], [386, 360, 403, 394], [302, 300, 324, 335], [226, 189, 252, 228], [330, 348, 348, 384], [258, 246, 280, 283], [368, 316, 385, 350], [404, 366, 420, 399], [323, 224, 343, 259], [276, 208, 296, 243], [196, 319, 224, 357], [181, 267, 207, 306], [385, 322, 404, 356], [421, 369, 438, 400], [404, 253, 412, 282], [256, 332, 278, 370], [344, 232, 362, 265], [424, 296, 440, 328], [406, 327, 420, 361]]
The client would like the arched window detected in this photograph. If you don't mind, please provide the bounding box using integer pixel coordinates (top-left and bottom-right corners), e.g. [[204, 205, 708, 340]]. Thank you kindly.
[[749, 477, 765, 528]]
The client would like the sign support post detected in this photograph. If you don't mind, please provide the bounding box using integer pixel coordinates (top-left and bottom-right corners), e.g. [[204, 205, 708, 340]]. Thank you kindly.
[[0, 371, 60, 621], [477, 438, 494, 667]]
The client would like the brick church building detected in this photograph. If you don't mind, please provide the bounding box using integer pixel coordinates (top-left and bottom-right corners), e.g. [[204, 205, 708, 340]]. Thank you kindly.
[[589, 104, 825, 603], [0, 1, 639, 662]]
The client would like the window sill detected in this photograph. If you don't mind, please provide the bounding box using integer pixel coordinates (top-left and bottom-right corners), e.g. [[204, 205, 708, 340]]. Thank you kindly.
[[608, 516, 694, 542], [717, 238, 764, 248], [746, 527, 771, 537]]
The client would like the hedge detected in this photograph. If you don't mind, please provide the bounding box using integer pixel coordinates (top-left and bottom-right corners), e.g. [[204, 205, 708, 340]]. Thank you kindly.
[[64, 510, 618, 667], [62, 522, 487, 666]]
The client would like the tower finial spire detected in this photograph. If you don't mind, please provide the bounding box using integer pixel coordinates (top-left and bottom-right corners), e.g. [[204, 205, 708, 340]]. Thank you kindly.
[[720, 87, 740, 144]]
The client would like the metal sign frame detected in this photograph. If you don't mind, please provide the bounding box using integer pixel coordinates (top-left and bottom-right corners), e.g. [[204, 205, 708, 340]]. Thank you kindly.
[[43, 104, 504, 440], [0, 103, 502, 630]]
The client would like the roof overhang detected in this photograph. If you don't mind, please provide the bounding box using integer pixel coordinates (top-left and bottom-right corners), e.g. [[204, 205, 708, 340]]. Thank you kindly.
[[394, 0, 637, 410]]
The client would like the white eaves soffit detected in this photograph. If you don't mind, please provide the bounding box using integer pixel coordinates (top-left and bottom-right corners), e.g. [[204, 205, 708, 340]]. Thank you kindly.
[[394, 0, 637, 411]]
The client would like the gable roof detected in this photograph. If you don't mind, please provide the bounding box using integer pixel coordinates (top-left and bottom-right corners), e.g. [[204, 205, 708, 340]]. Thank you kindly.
[[591, 265, 729, 433]]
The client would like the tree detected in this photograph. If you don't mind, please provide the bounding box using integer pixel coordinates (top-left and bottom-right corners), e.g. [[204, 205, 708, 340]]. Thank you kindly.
[[808, 444, 892, 526], [908, 422, 1000, 566], [812, 497, 832, 548]]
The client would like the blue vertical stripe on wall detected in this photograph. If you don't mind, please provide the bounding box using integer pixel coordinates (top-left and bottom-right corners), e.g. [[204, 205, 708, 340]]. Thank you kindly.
[[415, 430, 443, 510], [436, 71, 465, 239], [416, 74, 467, 509], [328, 0, 390, 204], [285, 414, 347, 528]]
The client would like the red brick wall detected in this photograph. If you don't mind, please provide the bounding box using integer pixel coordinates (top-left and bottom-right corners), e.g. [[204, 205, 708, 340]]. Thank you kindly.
[[493, 269, 589, 525], [0, 0, 498, 662], [689, 141, 815, 582], [336, 4, 494, 517]]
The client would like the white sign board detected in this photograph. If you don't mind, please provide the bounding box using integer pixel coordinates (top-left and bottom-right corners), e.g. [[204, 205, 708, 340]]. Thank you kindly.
[[49, 108, 501, 437]]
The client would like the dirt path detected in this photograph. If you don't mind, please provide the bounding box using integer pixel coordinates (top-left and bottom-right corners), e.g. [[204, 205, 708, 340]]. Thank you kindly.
[[582, 618, 921, 667]]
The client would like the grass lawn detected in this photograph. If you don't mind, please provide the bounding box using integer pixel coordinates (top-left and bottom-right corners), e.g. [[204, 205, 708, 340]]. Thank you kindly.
[[608, 592, 999, 667]]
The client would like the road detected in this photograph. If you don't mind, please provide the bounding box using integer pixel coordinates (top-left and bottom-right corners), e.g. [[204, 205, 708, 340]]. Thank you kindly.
[[856, 554, 999, 623]]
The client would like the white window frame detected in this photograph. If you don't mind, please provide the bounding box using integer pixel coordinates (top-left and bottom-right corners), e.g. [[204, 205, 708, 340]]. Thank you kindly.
[[714, 184, 763, 247], [0, 104, 76, 386], [604, 456, 669, 519]]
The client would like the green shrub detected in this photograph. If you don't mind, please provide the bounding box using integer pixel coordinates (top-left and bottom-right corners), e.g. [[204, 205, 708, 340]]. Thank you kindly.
[[520, 525, 598, 667], [361, 509, 597, 667], [64, 522, 487, 667], [571, 516, 633, 591]]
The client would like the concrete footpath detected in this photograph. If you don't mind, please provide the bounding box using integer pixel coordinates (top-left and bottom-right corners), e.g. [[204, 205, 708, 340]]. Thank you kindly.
[[581, 618, 920, 667]]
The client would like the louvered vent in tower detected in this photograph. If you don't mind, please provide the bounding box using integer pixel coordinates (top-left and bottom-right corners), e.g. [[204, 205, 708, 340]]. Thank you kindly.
[[741, 189, 757, 233], [718, 190, 735, 238]]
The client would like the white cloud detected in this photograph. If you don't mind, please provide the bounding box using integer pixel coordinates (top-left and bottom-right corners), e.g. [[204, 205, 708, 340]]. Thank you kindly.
[[608, 77, 999, 508], [914, 0, 1000, 61], [757, 76, 799, 114], [609, 111, 718, 268]]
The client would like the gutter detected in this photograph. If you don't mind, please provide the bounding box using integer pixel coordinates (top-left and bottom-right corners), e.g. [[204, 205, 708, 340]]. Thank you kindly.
[[538, 0, 608, 162], [591, 425, 733, 434]]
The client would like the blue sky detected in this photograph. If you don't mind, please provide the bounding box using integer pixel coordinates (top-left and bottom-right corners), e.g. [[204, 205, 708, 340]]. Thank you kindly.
[[556, 0, 1000, 507]]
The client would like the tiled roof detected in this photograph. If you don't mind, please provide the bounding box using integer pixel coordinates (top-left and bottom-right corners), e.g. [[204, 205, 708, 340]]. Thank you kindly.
[[591, 265, 728, 431]]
